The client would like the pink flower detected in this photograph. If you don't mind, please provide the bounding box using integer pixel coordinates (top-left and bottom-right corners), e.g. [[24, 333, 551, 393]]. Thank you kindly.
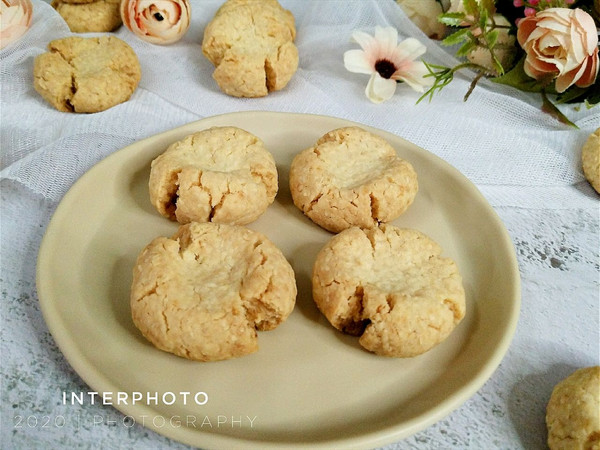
[[0, 0, 32, 50], [121, 0, 190, 45], [343, 26, 433, 103], [517, 8, 599, 92]]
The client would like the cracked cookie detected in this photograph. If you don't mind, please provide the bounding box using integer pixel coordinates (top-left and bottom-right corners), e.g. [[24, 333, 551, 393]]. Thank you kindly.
[[51, 0, 122, 33], [582, 127, 600, 194], [131, 222, 297, 361], [289, 127, 418, 233], [33, 36, 141, 113], [312, 225, 466, 357], [149, 127, 278, 225], [201, 0, 298, 97], [546, 366, 600, 450]]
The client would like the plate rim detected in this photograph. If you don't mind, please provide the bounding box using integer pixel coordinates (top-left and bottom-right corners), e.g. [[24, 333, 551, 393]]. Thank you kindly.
[[36, 111, 521, 449]]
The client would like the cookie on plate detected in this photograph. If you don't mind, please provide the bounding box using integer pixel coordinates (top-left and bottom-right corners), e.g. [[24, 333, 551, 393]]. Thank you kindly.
[[582, 127, 600, 194], [201, 0, 298, 97], [51, 0, 122, 33], [149, 127, 278, 225], [546, 366, 600, 450], [312, 225, 466, 357], [33, 36, 141, 113], [289, 127, 418, 233], [130, 222, 297, 361]]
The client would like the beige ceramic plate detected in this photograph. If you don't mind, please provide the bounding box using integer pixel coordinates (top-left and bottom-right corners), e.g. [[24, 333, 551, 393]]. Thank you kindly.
[[37, 112, 520, 449]]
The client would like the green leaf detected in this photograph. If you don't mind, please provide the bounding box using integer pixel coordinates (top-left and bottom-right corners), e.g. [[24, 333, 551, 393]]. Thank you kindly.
[[491, 51, 505, 76], [556, 86, 589, 104], [442, 28, 470, 46], [456, 40, 478, 58], [586, 83, 600, 105], [478, 8, 489, 32], [416, 61, 455, 104], [485, 29, 499, 49], [556, 82, 600, 105], [438, 12, 467, 26], [462, 0, 478, 15], [541, 90, 578, 128], [422, 62, 453, 74], [479, 0, 496, 17], [584, 99, 599, 109], [491, 56, 555, 93]]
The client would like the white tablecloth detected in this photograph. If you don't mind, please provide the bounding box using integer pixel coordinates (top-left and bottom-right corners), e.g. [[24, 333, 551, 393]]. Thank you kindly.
[[1, 0, 598, 448]]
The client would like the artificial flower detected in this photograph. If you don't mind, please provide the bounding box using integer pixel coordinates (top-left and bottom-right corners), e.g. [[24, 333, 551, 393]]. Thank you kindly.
[[344, 26, 433, 104], [120, 0, 190, 45], [412, 0, 599, 125], [517, 7, 599, 92], [0, 0, 32, 50], [447, 0, 479, 14], [396, 0, 449, 39], [466, 14, 516, 74]]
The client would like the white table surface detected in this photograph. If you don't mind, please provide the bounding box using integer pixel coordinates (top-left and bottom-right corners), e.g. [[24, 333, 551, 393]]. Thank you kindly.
[[1, 1, 599, 449]]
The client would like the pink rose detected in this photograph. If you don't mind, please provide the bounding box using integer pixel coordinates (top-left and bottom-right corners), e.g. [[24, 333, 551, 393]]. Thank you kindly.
[[1, 0, 33, 50], [517, 8, 599, 93], [121, 0, 190, 45]]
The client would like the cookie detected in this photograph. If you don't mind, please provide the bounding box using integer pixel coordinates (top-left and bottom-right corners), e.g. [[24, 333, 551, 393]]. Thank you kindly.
[[201, 0, 298, 97], [582, 127, 600, 194], [289, 127, 418, 233], [546, 366, 600, 450], [54, 0, 98, 4], [130, 222, 297, 361], [312, 225, 466, 357], [149, 127, 278, 225], [33, 36, 141, 113], [51, 0, 122, 33]]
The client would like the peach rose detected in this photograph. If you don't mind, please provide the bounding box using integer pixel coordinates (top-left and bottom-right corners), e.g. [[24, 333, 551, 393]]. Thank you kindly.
[[121, 0, 190, 45], [1, 0, 33, 50], [517, 8, 599, 93]]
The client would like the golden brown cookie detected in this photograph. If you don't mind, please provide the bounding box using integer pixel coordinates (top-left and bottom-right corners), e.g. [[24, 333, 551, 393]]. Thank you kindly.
[[201, 0, 298, 97], [582, 128, 600, 194], [149, 127, 278, 225], [55, 0, 98, 4], [51, 0, 122, 33], [546, 366, 600, 450], [33, 36, 141, 113], [312, 225, 466, 357], [289, 127, 418, 233], [130, 222, 297, 361]]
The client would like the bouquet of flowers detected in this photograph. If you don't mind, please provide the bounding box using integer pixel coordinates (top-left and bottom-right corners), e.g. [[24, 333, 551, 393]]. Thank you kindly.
[[346, 0, 599, 126]]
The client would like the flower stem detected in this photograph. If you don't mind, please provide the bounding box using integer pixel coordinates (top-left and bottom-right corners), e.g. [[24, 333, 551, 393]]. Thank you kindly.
[[418, 61, 491, 103], [464, 71, 485, 100]]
